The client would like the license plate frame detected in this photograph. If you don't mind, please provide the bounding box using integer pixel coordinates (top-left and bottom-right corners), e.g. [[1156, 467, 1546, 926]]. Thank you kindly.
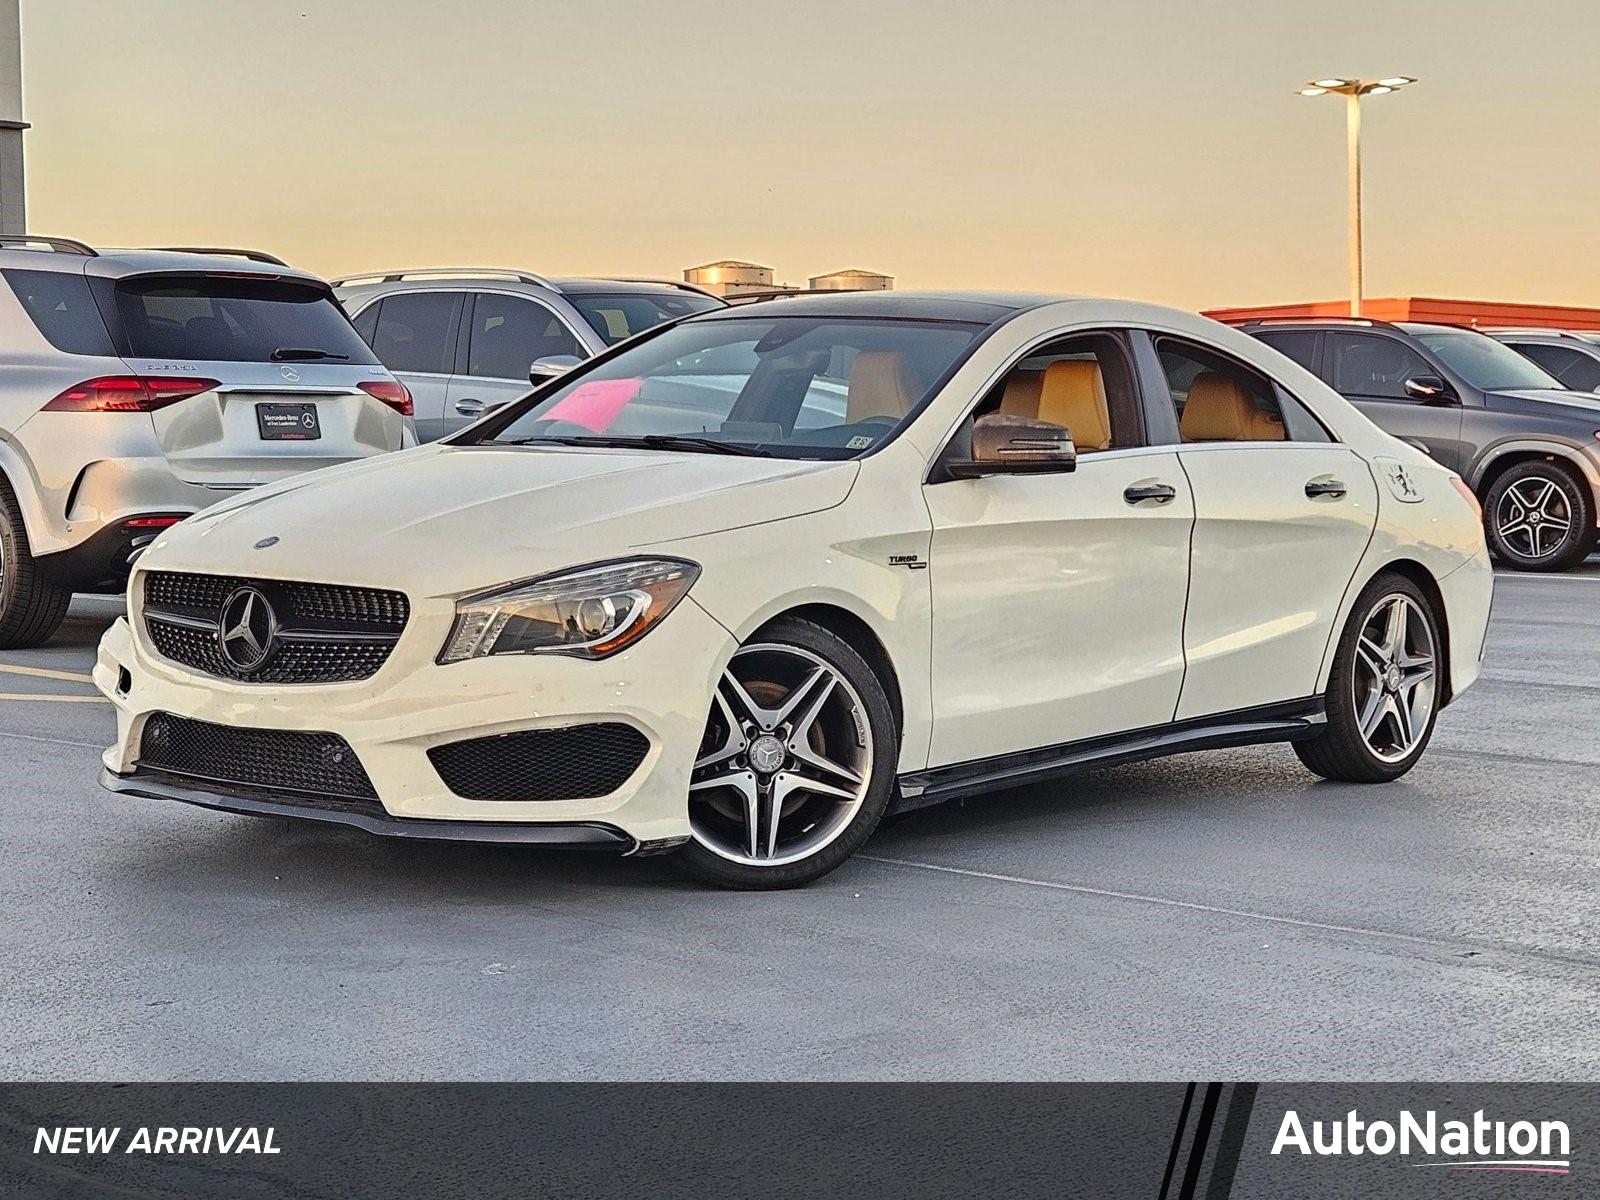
[[256, 402, 321, 441]]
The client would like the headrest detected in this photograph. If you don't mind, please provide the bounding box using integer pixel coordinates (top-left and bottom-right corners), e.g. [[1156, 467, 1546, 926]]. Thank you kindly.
[[998, 370, 1044, 418], [847, 351, 919, 424], [1181, 372, 1282, 441], [1036, 359, 1111, 451]]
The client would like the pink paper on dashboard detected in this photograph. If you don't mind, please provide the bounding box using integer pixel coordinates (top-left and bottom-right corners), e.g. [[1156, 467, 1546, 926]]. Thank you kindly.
[[543, 378, 643, 432]]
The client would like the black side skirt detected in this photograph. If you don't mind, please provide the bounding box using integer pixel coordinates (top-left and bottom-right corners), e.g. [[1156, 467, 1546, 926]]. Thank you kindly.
[[892, 697, 1326, 813], [99, 767, 686, 853]]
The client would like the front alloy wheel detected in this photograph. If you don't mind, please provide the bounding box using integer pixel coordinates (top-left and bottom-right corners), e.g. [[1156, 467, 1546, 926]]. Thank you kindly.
[[675, 618, 896, 888]]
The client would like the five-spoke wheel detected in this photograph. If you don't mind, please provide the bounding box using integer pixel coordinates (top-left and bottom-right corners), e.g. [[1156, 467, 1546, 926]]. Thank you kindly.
[[1296, 573, 1443, 783], [1485, 460, 1596, 572], [674, 618, 896, 888]]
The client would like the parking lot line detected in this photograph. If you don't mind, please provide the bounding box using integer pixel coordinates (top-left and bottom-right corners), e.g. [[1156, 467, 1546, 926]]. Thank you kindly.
[[0, 692, 106, 704], [0, 663, 96, 684], [858, 854, 1600, 971], [0, 729, 105, 750]]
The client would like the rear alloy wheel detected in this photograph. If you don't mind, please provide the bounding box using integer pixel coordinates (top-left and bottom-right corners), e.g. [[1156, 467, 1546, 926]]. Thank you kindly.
[[675, 618, 896, 889], [1484, 460, 1597, 572], [0, 479, 71, 650], [1295, 574, 1441, 783]]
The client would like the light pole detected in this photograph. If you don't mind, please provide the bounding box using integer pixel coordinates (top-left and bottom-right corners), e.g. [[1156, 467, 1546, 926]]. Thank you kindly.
[[1298, 77, 1417, 316]]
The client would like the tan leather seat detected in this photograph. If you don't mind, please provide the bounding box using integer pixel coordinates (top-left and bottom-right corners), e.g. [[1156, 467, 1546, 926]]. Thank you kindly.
[[846, 351, 919, 423], [1035, 359, 1112, 451], [1180, 372, 1285, 442], [997, 370, 1044, 419]]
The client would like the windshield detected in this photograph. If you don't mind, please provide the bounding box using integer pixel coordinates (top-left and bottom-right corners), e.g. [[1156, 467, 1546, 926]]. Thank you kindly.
[[1415, 329, 1561, 391], [567, 291, 724, 346], [102, 274, 380, 365], [482, 316, 986, 459]]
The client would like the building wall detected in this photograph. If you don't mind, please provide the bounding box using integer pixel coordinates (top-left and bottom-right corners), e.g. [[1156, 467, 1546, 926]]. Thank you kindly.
[[1205, 297, 1600, 332]]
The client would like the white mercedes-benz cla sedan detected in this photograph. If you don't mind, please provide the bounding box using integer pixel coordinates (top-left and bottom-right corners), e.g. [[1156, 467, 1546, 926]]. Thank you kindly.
[[95, 293, 1493, 888]]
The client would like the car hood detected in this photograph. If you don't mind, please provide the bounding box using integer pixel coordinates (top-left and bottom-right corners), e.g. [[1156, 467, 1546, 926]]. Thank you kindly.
[[149, 444, 859, 596], [1487, 387, 1600, 416]]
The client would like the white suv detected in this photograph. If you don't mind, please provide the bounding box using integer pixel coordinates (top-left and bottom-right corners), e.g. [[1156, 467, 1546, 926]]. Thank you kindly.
[[96, 292, 1492, 888], [0, 238, 415, 647]]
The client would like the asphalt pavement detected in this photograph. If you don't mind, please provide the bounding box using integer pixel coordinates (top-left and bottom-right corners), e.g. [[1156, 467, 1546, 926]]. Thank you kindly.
[[3, 570, 1598, 1081]]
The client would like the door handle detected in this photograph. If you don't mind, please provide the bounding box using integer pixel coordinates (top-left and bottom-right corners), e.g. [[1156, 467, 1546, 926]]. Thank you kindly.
[[1305, 477, 1348, 499], [1123, 483, 1177, 505], [454, 397, 487, 418]]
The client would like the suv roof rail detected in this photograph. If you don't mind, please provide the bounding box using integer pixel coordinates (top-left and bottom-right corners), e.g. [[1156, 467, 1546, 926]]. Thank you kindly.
[[1481, 327, 1590, 339], [329, 266, 560, 291], [148, 246, 289, 267], [0, 235, 98, 256], [601, 276, 720, 298], [1231, 315, 1403, 332]]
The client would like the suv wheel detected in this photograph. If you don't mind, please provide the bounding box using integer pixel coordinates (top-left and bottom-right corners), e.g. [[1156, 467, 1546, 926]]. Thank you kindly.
[[0, 479, 71, 650], [674, 617, 897, 889], [1295, 573, 1441, 784], [1484, 460, 1597, 572]]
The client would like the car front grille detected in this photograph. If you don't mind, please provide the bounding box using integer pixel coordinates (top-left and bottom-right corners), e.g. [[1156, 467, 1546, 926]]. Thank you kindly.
[[138, 712, 379, 802], [141, 570, 409, 684], [427, 724, 651, 802]]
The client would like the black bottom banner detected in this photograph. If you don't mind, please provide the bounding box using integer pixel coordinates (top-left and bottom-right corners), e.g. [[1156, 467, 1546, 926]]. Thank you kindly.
[[2, 1083, 1591, 1198]]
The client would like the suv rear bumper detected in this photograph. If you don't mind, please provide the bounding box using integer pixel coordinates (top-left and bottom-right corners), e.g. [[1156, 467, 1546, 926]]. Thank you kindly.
[[36, 515, 187, 592]]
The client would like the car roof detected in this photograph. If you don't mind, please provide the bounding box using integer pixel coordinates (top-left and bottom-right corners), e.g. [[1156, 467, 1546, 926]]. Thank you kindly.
[[0, 245, 326, 284], [693, 289, 1067, 324]]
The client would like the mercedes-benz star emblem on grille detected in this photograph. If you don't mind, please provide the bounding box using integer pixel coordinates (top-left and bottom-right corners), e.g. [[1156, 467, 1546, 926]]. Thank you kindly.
[[218, 587, 278, 673]]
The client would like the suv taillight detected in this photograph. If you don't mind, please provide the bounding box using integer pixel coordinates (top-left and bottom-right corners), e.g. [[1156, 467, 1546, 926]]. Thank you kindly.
[[358, 380, 413, 416], [44, 375, 221, 413]]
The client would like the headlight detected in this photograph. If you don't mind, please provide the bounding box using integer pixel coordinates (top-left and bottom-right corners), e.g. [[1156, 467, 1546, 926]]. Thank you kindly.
[[438, 558, 700, 664]]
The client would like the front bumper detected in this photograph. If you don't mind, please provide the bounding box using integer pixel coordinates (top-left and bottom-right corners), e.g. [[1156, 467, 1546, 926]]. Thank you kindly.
[[95, 594, 734, 847]]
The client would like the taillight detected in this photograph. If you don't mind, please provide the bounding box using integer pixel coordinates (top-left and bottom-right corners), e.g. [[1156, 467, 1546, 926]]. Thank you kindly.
[[358, 379, 413, 416], [44, 375, 220, 413]]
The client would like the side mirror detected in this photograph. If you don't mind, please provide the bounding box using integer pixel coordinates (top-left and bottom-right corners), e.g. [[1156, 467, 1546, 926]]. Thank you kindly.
[[945, 414, 1077, 479], [529, 354, 584, 383], [1404, 375, 1456, 404]]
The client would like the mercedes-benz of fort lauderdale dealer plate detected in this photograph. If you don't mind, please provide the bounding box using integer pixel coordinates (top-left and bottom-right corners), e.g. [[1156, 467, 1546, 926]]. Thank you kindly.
[[256, 402, 321, 441]]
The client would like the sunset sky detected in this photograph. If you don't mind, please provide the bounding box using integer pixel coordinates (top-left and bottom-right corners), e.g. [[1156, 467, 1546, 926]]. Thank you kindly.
[[18, 0, 1600, 310]]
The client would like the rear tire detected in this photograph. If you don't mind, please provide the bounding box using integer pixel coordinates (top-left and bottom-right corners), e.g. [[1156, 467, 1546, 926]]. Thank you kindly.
[[673, 616, 897, 889], [0, 478, 72, 650], [1295, 572, 1442, 784], [1484, 459, 1597, 572]]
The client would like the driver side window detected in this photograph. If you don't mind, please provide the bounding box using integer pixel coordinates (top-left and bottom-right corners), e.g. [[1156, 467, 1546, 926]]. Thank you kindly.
[[1327, 332, 1433, 400], [970, 332, 1144, 454]]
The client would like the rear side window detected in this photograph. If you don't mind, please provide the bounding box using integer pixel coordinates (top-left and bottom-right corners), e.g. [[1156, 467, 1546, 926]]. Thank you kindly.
[[348, 297, 381, 345], [3, 268, 116, 355], [105, 275, 380, 365], [370, 291, 463, 374], [1253, 330, 1319, 374], [1516, 343, 1600, 392], [567, 291, 723, 346], [1156, 338, 1301, 443]]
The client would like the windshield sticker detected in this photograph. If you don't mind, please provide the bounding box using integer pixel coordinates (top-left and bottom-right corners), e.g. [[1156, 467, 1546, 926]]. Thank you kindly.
[[543, 379, 643, 433]]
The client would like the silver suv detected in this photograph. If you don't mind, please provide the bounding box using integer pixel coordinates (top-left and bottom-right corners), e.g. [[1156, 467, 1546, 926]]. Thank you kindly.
[[1488, 329, 1600, 394], [333, 269, 723, 441], [0, 237, 415, 647]]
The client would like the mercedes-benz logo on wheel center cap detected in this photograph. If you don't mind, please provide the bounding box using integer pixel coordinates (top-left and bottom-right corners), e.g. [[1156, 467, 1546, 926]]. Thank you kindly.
[[218, 587, 278, 672]]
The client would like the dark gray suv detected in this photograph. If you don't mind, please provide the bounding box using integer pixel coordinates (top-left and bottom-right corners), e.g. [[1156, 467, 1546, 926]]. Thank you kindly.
[[1242, 317, 1600, 571]]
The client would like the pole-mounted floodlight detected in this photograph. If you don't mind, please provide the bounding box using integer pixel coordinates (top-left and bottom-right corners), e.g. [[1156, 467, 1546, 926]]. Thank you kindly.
[[1298, 77, 1418, 315]]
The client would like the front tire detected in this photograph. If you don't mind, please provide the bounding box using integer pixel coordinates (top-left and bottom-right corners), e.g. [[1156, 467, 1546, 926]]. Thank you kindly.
[[1295, 573, 1442, 784], [674, 617, 898, 889], [1484, 459, 1597, 572], [0, 478, 71, 650]]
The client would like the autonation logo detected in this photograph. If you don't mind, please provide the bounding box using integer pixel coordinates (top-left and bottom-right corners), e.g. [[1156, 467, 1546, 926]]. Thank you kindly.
[[1273, 1108, 1571, 1175]]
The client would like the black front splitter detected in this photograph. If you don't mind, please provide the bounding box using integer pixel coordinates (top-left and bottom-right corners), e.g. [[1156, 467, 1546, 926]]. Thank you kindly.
[[99, 767, 687, 853]]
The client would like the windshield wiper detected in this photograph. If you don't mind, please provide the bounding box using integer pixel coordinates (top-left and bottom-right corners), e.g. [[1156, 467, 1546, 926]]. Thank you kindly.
[[271, 347, 349, 362], [499, 434, 771, 457]]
